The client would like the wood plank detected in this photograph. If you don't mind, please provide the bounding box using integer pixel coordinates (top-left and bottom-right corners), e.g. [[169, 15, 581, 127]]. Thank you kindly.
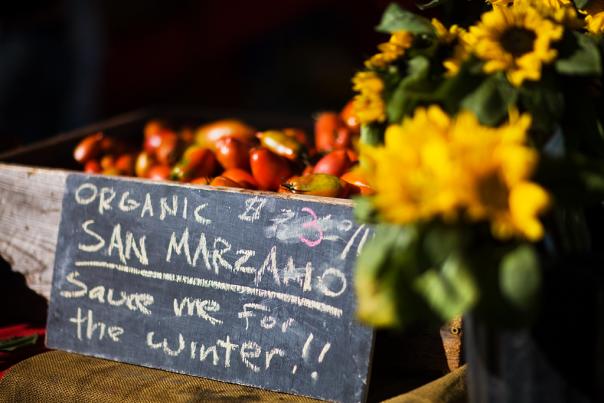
[[0, 163, 68, 298]]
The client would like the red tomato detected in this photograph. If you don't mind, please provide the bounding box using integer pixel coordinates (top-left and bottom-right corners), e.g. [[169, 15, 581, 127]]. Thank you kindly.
[[340, 100, 360, 132], [215, 136, 251, 170], [314, 112, 353, 152], [155, 132, 181, 166], [147, 165, 172, 181], [249, 148, 293, 191], [222, 168, 258, 189], [313, 150, 351, 177], [83, 160, 102, 174], [172, 146, 218, 181], [115, 154, 134, 175]]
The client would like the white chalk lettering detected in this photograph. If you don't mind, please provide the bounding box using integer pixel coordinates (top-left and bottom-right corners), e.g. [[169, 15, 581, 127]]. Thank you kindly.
[[265, 347, 285, 370], [199, 344, 219, 365], [75, 183, 97, 205], [234, 250, 255, 274], [238, 197, 267, 222], [166, 228, 192, 265], [125, 232, 148, 266], [141, 193, 154, 218], [194, 203, 211, 225], [69, 307, 123, 342], [107, 224, 127, 264], [118, 192, 140, 212], [146, 332, 185, 356], [216, 336, 238, 368], [160, 195, 178, 220], [317, 267, 347, 298], [61, 271, 87, 298], [255, 246, 280, 286], [78, 220, 105, 252], [173, 298, 222, 326], [240, 341, 261, 372], [99, 187, 116, 215], [192, 232, 212, 270], [212, 237, 232, 274]]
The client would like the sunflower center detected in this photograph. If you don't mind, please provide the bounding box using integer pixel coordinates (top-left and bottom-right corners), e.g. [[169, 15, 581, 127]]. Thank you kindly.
[[499, 27, 536, 57]]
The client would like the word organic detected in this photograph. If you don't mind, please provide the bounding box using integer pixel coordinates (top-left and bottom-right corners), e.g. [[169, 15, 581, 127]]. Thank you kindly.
[[47, 175, 373, 403]]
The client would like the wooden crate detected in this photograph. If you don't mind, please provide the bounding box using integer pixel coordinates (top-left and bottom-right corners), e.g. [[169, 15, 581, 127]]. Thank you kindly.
[[0, 110, 463, 399]]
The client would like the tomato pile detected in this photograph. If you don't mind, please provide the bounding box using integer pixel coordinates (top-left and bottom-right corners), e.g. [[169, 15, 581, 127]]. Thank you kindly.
[[73, 101, 374, 198]]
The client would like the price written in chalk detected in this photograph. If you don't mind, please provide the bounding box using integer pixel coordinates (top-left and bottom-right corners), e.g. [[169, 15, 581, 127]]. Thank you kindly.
[[47, 174, 374, 403]]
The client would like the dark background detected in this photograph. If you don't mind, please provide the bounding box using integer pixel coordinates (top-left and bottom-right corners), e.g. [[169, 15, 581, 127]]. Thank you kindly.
[[0, 0, 417, 151]]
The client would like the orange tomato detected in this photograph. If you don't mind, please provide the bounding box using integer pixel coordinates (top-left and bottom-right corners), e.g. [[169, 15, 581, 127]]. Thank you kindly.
[[346, 149, 359, 164], [257, 130, 306, 161], [210, 176, 245, 188], [147, 165, 172, 181], [215, 136, 251, 170], [74, 132, 104, 163], [190, 177, 211, 186], [222, 168, 258, 189], [313, 150, 351, 177], [100, 155, 115, 170], [135, 151, 155, 178], [283, 128, 311, 149], [340, 171, 375, 195], [195, 119, 256, 148], [250, 148, 293, 191], [282, 174, 347, 198], [144, 119, 169, 139]]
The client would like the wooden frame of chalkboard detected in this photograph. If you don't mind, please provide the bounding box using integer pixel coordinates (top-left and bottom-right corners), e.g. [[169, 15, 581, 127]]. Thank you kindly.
[[44, 172, 374, 402]]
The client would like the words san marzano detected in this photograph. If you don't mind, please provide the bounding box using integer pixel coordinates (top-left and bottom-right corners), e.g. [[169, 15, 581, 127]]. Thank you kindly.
[[70, 181, 356, 302]]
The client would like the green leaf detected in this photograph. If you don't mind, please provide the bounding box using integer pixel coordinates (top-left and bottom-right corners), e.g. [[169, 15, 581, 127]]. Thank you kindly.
[[0, 334, 38, 352], [461, 74, 518, 126], [413, 254, 478, 320], [386, 56, 432, 123], [353, 196, 379, 224], [499, 245, 540, 314], [555, 32, 602, 76], [376, 3, 435, 36], [573, 0, 592, 9], [355, 225, 421, 327], [519, 82, 564, 136], [360, 124, 384, 146], [415, 0, 450, 10]]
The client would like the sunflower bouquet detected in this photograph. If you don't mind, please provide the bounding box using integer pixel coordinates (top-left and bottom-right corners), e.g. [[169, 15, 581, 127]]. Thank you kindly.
[[353, 0, 604, 329]]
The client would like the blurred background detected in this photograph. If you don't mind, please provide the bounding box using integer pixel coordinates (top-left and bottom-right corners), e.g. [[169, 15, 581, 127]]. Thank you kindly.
[[0, 0, 419, 151]]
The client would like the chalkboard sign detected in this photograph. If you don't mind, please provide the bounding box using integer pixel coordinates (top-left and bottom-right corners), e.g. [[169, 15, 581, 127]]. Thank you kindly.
[[47, 174, 374, 403]]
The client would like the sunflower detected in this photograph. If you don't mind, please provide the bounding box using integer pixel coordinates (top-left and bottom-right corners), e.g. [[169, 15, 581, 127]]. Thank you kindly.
[[465, 3, 564, 86], [365, 31, 413, 69], [432, 18, 469, 75], [583, 0, 604, 34], [360, 105, 549, 240], [352, 71, 386, 124]]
